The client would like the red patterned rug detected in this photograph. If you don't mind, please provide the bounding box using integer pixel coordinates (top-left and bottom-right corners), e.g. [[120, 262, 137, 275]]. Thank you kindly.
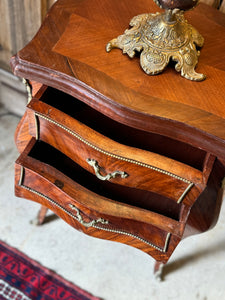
[[0, 241, 101, 300]]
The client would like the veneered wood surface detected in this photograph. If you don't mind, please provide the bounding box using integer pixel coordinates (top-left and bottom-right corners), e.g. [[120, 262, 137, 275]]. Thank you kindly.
[[15, 138, 184, 262], [14, 111, 31, 153], [15, 136, 225, 262], [184, 158, 225, 237], [17, 138, 182, 233], [11, 0, 225, 161], [27, 97, 204, 203], [12, 0, 225, 265]]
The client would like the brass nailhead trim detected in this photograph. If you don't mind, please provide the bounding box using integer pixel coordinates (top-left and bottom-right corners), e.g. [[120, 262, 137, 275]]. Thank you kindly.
[[34, 113, 188, 180], [34, 112, 193, 203], [19, 166, 171, 253]]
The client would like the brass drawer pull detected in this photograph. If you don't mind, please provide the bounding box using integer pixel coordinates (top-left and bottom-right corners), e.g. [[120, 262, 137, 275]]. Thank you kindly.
[[87, 158, 128, 181], [19, 166, 170, 253], [69, 203, 109, 228], [68, 204, 170, 253]]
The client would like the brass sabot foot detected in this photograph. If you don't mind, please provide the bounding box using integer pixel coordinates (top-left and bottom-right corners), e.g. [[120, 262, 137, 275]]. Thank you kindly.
[[106, 10, 206, 81]]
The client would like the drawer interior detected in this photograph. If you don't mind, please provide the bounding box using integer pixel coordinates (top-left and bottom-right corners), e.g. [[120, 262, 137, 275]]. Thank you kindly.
[[28, 140, 181, 221], [39, 87, 207, 171]]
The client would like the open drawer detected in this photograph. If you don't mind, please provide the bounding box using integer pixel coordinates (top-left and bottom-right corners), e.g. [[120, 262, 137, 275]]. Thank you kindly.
[[26, 85, 206, 206], [15, 138, 183, 263]]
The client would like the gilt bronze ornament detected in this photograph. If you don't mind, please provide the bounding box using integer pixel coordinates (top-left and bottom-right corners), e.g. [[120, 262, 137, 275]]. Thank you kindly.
[[106, 0, 206, 81]]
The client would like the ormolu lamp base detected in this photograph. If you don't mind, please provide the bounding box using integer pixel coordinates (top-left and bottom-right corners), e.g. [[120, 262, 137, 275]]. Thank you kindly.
[[106, 10, 206, 81]]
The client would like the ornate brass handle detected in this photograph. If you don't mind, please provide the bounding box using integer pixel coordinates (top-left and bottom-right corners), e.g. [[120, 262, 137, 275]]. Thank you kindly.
[[68, 204, 170, 253], [106, 0, 205, 81], [86, 158, 128, 181], [69, 204, 109, 228]]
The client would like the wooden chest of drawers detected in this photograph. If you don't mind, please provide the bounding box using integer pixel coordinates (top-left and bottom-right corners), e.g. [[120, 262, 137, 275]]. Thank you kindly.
[[11, 0, 225, 271]]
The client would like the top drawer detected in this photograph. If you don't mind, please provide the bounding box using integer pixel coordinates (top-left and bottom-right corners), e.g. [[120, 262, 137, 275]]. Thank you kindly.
[[27, 86, 204, 204]]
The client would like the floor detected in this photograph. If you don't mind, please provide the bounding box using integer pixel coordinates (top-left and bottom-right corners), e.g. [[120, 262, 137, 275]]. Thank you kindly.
[[1, 105, 225, 300]]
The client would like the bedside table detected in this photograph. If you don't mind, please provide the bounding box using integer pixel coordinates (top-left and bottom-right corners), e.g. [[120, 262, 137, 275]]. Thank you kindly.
[[11, 0, 225, 272]]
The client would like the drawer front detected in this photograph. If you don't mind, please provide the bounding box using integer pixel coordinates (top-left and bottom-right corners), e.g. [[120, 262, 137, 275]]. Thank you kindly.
[[15, 138, 182, 263], [27, 98, 198, 204]]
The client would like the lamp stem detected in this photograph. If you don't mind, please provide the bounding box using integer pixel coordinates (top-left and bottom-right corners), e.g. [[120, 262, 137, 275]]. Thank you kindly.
[[164, 9, 176, 23]]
